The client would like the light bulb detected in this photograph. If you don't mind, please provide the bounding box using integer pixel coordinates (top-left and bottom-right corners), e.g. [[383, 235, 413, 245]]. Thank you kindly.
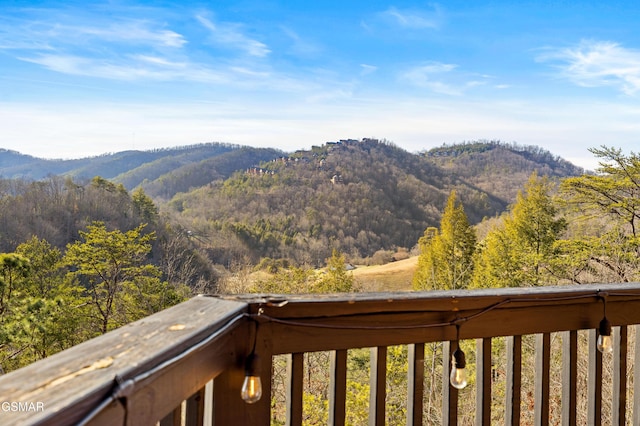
[[241, 374, 262, 403], [450, 364, 468, 389], [450, 348, 468, 389], [597, 334, 613, 354], [597, 317, 613, 354], [241, 353, 263, 403]]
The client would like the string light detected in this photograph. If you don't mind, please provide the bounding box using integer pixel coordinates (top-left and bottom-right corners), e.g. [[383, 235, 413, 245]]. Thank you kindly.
[[241, 320, 263, 404], [450, 324, 468, 389], [241, 352, 263, 403], [597, 295, 613, 354]]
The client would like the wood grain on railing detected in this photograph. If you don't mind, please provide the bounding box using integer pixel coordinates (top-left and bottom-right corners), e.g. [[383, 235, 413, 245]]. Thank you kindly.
[[0, 295, 249, 426]]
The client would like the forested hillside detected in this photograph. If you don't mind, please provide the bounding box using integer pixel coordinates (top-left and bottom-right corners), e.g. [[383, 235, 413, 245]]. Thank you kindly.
[[165, 139, 582, 266], [132, 147, 283, 199], [424, 140, 585, 203], [0, 139, 584, 269], [0, 176, 216, 289]]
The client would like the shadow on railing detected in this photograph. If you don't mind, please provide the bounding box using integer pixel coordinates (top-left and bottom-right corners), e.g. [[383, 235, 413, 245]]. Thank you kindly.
[[2, 283, 640, 425]]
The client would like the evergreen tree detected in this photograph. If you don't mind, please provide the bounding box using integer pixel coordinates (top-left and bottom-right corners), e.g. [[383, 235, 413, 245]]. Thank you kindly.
[[413, 191, 476, 290], [0, 240, 88, 371], [316, 249, 354, 293], [472, 173, 566, 288], [132, 187, 159, 224], [562, 146, 640, 235], [64, 221, 184, 334], [252, 249, 354, 294]]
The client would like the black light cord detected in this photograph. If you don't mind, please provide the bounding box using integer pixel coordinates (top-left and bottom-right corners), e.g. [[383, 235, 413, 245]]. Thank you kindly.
[[253, 290, 628, 332]]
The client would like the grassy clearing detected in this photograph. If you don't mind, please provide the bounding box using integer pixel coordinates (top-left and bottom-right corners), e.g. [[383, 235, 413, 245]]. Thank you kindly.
[[224, 257, 418, 294], [352, 256, 417, 292]]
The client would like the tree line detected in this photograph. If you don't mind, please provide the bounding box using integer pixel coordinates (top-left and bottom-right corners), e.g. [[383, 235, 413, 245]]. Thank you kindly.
[[413, 146, 640, 290]]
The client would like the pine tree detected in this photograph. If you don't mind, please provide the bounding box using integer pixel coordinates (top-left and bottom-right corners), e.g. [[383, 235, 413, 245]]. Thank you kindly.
[[413, 191, 476, 290], [0, 239, 88, 371], [64, 221, 183, 334], [472, 173, 566, 288]]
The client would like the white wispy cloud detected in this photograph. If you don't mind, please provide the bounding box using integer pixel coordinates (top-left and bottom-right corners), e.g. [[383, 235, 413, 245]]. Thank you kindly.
[[20, 53, 227, 83], [195, 14, 270, 58], [134, 55, 187, 68], [401, 62, 479, 95], [378, 5, 444, 30], [360, 64, 378, 75], [83, 22, 187, 48], [0, 16, 186, 50], [0, 6, 198, 82], [280, 27, 322, 57], [2, 7, 275, 85], [538, 40, 640, 95]]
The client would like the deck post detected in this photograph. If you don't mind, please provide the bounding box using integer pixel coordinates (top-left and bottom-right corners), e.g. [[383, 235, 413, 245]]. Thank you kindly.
[[285, 353, 304, 426], [505, 335, 521, 426], [587, 328, 603, 426], [534, 333, 550, 426]]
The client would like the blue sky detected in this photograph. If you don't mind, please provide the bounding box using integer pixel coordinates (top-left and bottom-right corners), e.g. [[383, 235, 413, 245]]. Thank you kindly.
[[2, 1, 640, 170]]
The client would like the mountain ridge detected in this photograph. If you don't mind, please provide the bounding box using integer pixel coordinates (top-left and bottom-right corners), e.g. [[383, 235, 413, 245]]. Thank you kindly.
[[0, 139, 586, 266], [160, 139, 584, 265]]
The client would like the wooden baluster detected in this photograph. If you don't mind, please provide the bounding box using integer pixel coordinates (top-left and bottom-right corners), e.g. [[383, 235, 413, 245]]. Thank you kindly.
[[159, 405, 182, 426], [612, 326, 627, 425], [534, 333, 550, 426], [329, 350, 348, 426], [476, 338, 492, 426], [561, 330, 577, 426], [286, 353, 304, 426], [407, 343, 424, 426], [588, 329, 603, 426], [634, 325, 640, 425], [185, 387, 205, 426], [442, 341, 458, 426], [369, 346, 387, 426], [505, 336, 521, 426]]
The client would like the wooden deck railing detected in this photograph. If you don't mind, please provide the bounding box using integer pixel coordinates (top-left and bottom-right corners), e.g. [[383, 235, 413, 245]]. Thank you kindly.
[[2, 283, 640, 425]]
